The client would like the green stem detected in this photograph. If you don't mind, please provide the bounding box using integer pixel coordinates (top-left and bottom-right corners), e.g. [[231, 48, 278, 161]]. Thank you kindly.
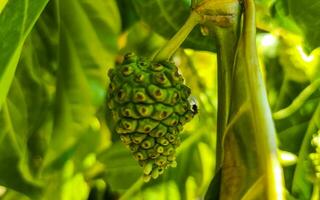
[[119, 177, 144, 200], [153, 11, 201, 61], [274, 76, 289, 111], [292, 104, 320, 199], [242, 0, 284, 198], [193, 0, 241, 176], [214, 24, 240, 172], [273, 78, 320, 120]]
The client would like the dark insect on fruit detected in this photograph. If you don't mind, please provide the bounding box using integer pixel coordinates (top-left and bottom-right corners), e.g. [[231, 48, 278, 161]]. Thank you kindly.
[[189, 96, 199, 115], [191, 104, 198, 115]]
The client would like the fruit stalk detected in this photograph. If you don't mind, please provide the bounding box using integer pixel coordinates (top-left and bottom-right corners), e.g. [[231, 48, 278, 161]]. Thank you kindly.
[[153, 11, 201, 61]]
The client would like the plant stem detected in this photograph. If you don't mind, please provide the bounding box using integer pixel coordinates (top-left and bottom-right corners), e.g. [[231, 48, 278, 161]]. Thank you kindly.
[[204, 0, 284, 199], [119, 177, 144, 200], [241, 0, 284, 198], [213, 24, 240, 172], [153, 11, 201, 61], [292, 104, 320, 199], [273, 78, 320, 120]]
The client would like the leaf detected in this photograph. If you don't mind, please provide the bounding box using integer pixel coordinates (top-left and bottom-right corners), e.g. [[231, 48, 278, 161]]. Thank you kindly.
[[0, 79, 42, 198], [1, 189, 30, 200], [60, 173, 90, 200], [98, 142, 141, 191], [43, 0, 120, 170], [171, 139, 215, 199], [0, 0, 49, 110], [116, 0, 140, 30], [286, 0, 320, 51], [0, 0, 8, 13], [271, 1, 301, 36], [16, 19, 57, 176], [0, 1, 55, 196], [132, 0, 216, 51], [138, 181, 181, 200], [204, 168, 221, 200], [0, 0, 120, 197], [120, 22, 166, 58]]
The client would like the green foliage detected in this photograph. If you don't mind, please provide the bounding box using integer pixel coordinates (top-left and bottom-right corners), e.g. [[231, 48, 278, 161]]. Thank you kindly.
[[0, 0, 120, 198], [0, 0, 320, 199], [0, 0, 49, 197], [0, 0, 48, 109], [285, 0, 320, 52]]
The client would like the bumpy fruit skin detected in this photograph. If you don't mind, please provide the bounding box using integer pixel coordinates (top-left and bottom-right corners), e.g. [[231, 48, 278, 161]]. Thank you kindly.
[[309, 131, 320, 180], [107, 53, 196, 181]]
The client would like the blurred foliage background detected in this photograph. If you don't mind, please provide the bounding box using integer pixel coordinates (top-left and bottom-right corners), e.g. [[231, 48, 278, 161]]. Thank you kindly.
[[0, 0, 320, 199]]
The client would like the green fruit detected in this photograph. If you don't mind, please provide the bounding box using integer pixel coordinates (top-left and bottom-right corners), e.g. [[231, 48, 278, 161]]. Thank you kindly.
[[107, 53, 197, 181], [310, 131, 320, 181]]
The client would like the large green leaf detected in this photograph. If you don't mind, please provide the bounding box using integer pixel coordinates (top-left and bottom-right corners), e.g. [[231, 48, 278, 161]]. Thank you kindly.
[[43, 0, 120, 170], [98, 142, 142, 191], [0, 0, 8, 13], [0, 0, 120, 198], [132, 0, 216, 52], [286, 0, 320, 51], [40, 1, 120, 198], [0, 0, 49, 110], [1, 189, 30, 200], [116, 0, 139, 30], [0, 79, 43, 198], [119, 22, 166, 57], [0, 0, 49, 196]]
